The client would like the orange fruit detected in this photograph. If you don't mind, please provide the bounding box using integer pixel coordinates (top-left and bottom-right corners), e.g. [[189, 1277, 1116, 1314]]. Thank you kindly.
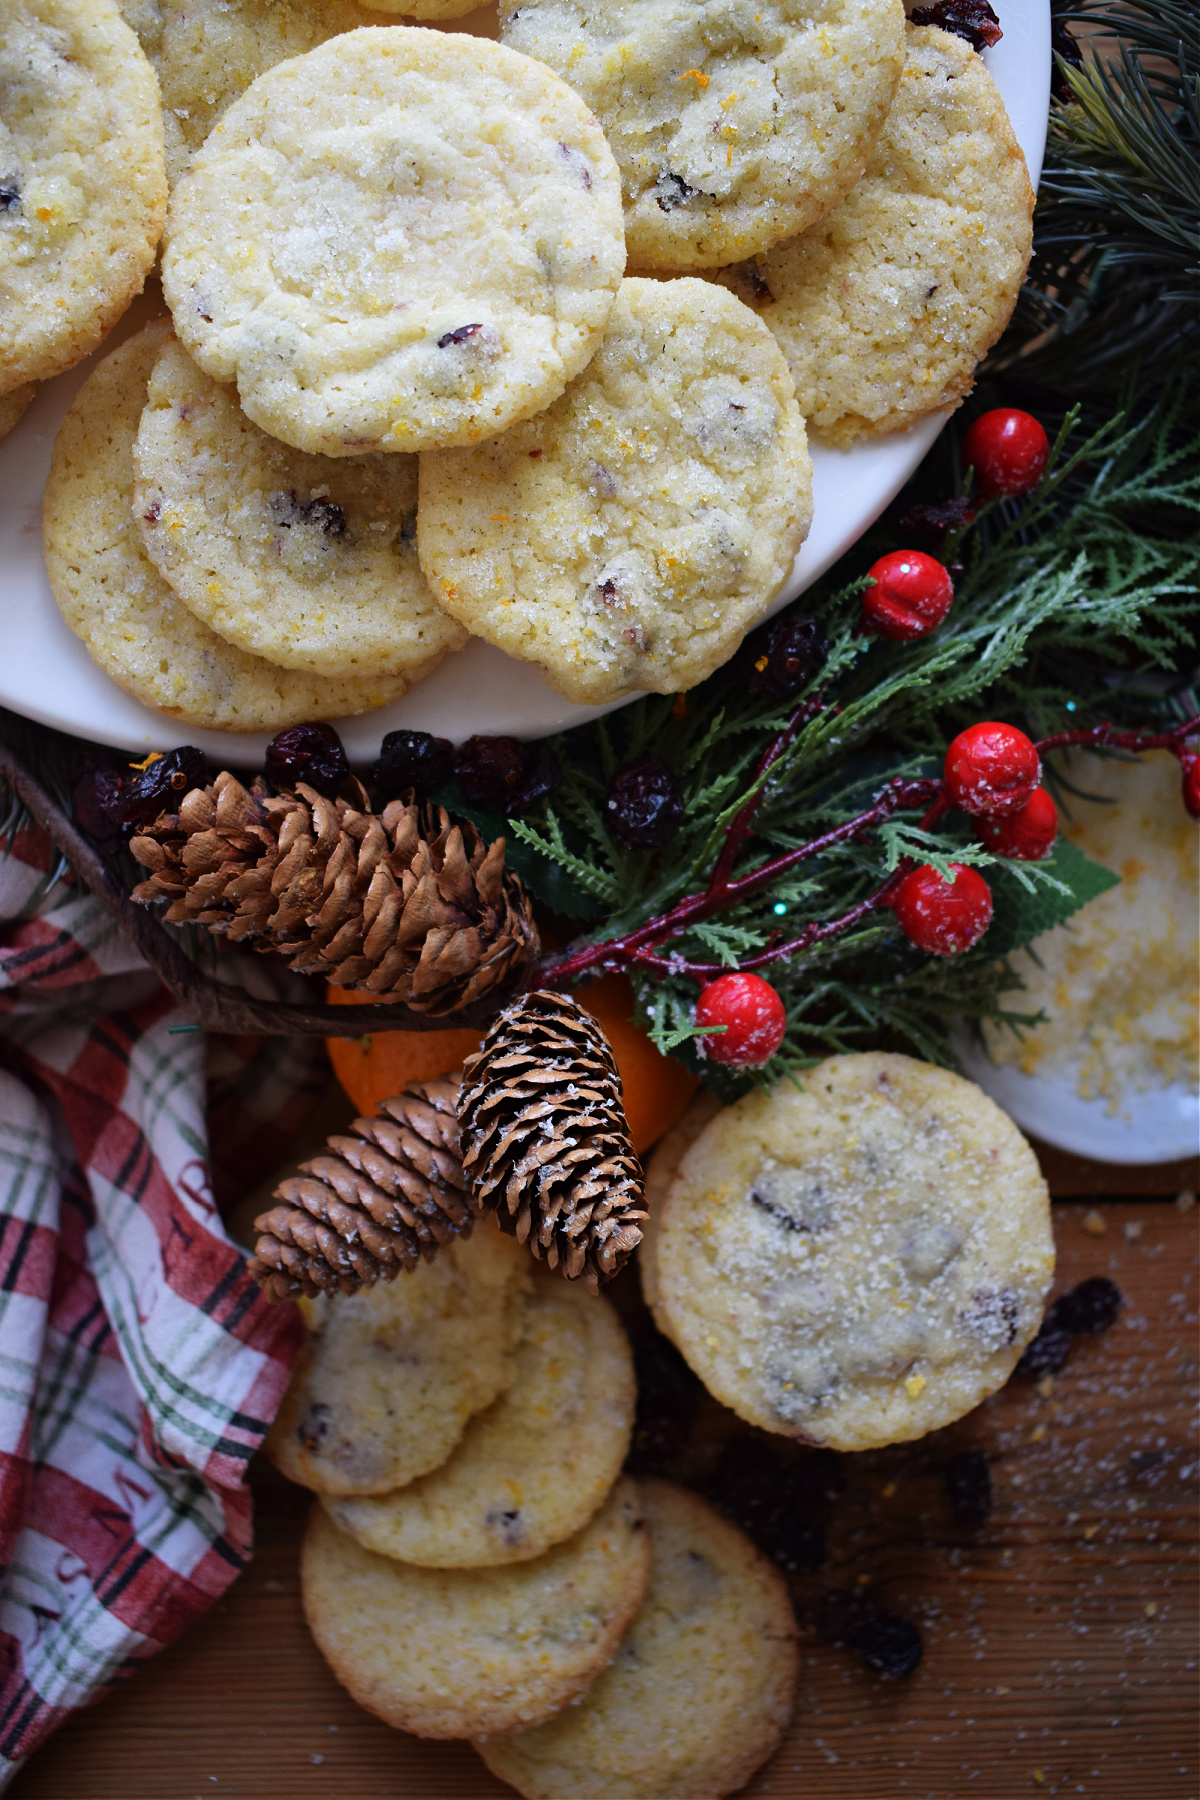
[[325, 974, 698, 1155]]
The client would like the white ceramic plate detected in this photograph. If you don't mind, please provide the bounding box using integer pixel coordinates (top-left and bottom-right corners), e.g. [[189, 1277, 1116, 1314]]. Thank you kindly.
[[954, 1029, 1200, 1165], [0, 0, 1050, 762]]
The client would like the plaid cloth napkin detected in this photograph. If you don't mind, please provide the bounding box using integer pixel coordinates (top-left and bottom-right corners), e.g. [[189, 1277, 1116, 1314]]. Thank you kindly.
[[0, 813, 310, 1783]]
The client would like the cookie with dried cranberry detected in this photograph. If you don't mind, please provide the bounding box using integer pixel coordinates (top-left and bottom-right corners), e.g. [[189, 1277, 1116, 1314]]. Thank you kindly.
[[264, 1218, 531, 1497], [0, 383, 35, 440], [118, 0, 380, 188], [418, 277, 811, 705], [476, 1478, 797, 1797], [647, 1052, 1053, 1452], [42, 321, 415, 731], [302, 1477, 650, 1737], [133, 333, 466, 680], [501, 0, 905, 272], [0, 0, 165, 396], [323, 1270, 636, 1567], [162, 28, 625, 455], [716, 26, 1033, 445]]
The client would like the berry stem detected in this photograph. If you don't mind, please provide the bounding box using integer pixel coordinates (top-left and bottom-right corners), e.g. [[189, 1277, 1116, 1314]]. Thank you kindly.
[[537, 714, 1198, 990]]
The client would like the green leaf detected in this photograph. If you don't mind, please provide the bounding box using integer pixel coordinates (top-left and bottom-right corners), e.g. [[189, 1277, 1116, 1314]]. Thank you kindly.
[[427, 786, 602, 919], [981, 837, 1120, 956]]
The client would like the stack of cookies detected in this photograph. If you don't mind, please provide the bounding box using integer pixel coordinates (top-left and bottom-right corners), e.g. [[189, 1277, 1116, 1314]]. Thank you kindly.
[[10, 1, 1033, 730], [267, 1212, 799, 1797]]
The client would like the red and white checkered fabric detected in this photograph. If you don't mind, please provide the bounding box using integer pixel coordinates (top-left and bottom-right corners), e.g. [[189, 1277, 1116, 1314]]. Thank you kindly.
[[0, 818, 306, 1781]]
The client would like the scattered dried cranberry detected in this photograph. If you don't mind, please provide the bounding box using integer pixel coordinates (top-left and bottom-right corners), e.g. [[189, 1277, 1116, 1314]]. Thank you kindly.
[[370, 729, 453, 800], [626, 1327, 703, 1475], [1014, 1324, 1072, 1380], [909, 0, 1001, 52], [944, 1449, 992, 1525], [739, 608, 828, 698], [707, 1439, 841, 1574], [975, 785, 1059, 861], [605, 755, 684, 848], [265, 722, 349, 798], [963, 409, 1049, 499], [1048, 1275, 1122, 1336], [890, 862, 994, 957], [944, 722, 1041, 817], [115, 746, 209, 827], [815, 1589, 923, 1679], [897, 494, 977, 551], [454, 735, 562, 817], [1051, 17, 1084, 101], [72, 757, 132, 850]]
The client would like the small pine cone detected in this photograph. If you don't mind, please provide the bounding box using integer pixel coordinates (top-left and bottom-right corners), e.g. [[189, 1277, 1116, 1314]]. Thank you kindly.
[[458, 991, 647, 1294], [128, 772, 539, 1014], [247, 1077, 476, 1300]]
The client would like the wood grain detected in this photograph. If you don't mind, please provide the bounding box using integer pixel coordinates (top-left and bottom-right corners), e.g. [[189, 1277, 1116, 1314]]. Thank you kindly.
[[12, 1200, 1198, 1800]]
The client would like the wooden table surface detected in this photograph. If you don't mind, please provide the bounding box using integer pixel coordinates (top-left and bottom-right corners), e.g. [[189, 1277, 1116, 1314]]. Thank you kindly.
[[12, 1176, 1198, 1800]]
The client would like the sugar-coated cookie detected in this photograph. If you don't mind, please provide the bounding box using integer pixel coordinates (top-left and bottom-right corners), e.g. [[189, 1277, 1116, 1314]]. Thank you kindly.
[[502, 0, 905, 272], [324, 1270, 635, 1566], [358, 0, 484, 17], [42, 322, 414, 731], [418, 277, 811, 704], [264, 1219, 530, 1497], [477, 1478, 797, 1797], [302, 1477, 650, 1737], [133, 334, 466, 680], [162, 29, 625, 455], [648, 1053, 1054, 1451], [0, 0, 165, 395], [0, 382, 35, 440], [118, 0, 380, 187], [717, 27, 1033, 445]]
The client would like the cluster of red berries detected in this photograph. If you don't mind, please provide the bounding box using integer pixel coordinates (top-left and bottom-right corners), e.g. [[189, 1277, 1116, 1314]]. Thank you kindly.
[[861, 409, 1050, 645]]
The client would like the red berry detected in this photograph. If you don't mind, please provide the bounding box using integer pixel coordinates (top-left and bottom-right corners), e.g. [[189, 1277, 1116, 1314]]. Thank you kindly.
[[891, 863, 993, 956], [694, 973, 787, 1066], [975, 785, 1058, 860], [1181, 753, 1200, 820], [944, 722, 1041, 817], [962, 409, 1049, 499], [862, 551, 954, 641]]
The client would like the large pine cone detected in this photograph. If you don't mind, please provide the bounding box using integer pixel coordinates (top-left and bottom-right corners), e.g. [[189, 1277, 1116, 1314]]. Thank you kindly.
[[458, 990, 647, 1293], [249, 1077, 475, 1300], [129, 773, 539, 1012]]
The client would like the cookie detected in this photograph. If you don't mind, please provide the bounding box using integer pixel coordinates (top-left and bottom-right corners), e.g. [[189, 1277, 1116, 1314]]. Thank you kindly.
[[501, 0, 905, 272], [476, 1478, 797, 1797], [418, 277, 811, 705], [42, 321, 419, 732], [118, 0, 380, 188], [0, 0, 165, 395], [302, 1476, 650, 1737], [357, 0, 485, 17], [132, 333, 466, 680], [0, 382, 35, 440], [264, 1218, 530, 1497], [648, 1052, 1054, 1451], [717, 26, 1033, 445], [161, 28, 625, 455], [324, 1269, 636, 1565], [639, 1088, 722, 1311]]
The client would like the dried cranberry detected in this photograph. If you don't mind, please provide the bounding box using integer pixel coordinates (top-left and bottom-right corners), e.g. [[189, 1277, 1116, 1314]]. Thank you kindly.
[[909, 0, 1001, 52], [370, 729, 453, 800], [707, 1438, 840, 1573], [897, 494, 977, 552], [1014, 1324, 1072, 1380], [740, 608, 828, 698], [1048, 1276, 1122, 1336], [454, 736, 562, 817], [853, 1610, 924, 1679], [115, 746, 209, 827], [626, 1328, 703, 1475], [944, 1448, 992, 1525], [72, 759, 131, 848], [265, 722, 349, 798], [1051, 18, 1084, 101], [606, 755, 684, 848]]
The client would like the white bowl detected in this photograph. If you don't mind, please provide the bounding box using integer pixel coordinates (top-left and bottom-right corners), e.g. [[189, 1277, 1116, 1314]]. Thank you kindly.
[[0, 0, 1050, 761]]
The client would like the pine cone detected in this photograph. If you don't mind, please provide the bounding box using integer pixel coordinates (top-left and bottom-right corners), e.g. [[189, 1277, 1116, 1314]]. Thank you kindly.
[[458, 991, 647, 1294], [128, 773, 539, 1013], [248, 1077, 476, 1300]]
